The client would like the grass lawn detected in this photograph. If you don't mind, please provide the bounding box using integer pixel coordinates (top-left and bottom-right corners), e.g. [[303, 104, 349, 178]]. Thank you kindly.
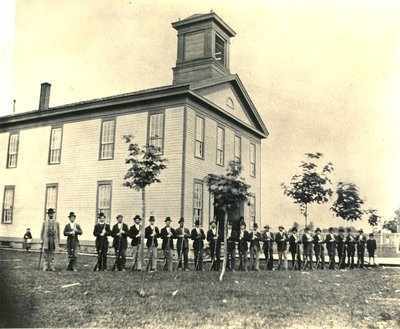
[[0, 249, 399, 329]]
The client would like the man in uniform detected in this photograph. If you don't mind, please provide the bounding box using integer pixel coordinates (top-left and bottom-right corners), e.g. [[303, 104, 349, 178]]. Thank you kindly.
[[262, 225, 274, 270], [64, 212, 83, 271], [313, 228, 325, 269], [160, 217, 175, 271], [144, 216, 159, 272], [111, 214, 129, 271], [367, 233, 377, 267], [129, 215, 142, 271], [175, 218, 191, 271], [325, 227, 337, 270], [93, 212, 111, 271], [346, 228, 356, 269], [337, 228, 347, 269], [40, 208, 60, 271], [302, 227, 313, 270], [289, 227, 301, 270], [356, 229, 367, 269], [207, 219, 221, 271], [237, 221, 249, 271], [226, 221, 237, 271], [191, 220, 205, 271], [275, 225, 288, 270], [249, 223, 262, 271]]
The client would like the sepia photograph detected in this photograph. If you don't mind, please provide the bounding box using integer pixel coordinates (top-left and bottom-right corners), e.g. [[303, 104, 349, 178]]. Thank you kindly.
[[0, 1, 399, 328]]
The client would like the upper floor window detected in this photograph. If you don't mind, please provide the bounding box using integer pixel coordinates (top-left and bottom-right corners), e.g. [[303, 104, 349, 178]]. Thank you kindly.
[[100, 120, 115, 160], [215, 34, 226, 66], [250, 143, 256, 177], [7, 133, 19, 168], [2, 186, 15, 224], [195, 116, 205, 159], [234, 135, 241, 164], [226, 97, 234, 111], [148, 113, 164, 153], [49, 127, 62, 164], [216, 126, 224, 166]]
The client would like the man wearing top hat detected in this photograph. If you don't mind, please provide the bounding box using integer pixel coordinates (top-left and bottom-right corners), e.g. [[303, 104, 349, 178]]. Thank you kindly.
[[63, 212, 83, 271], [145, 216, 160, 272], [346, 228, 356, 269], [337, 228, 347, 269], [302, 226, 313, 270], [191, 219, 206, 271], [237, 221, 250, 271], [356, 229, 367, 269], [207, 219, 222, 271], [262, 225, 274, 270], [275, 225, 288, 270], [160, 217, 175, 271], [289, 227, 302, 270], [175, 218, 191, 271], [325, 227, 337, 270], [40, 208, 60, 271], [111, 214, 129, 271], [129, 215, 142, 271], [93, 212, 112, 271], [249, 223, 262, 271], [313, 228, 325, 269]]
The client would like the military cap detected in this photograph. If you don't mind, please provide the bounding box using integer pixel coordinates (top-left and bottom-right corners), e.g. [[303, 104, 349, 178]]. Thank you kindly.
[[264, 225, 270, 229], [116, 214, 123, 219], [338, 228, 344, 233], [279, 225, 284, 229], [328, 227, 334, 232]]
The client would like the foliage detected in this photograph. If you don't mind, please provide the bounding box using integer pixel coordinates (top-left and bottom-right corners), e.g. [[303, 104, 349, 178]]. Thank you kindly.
[[331, 182, 364, 222], [383, 208, 400, 232], [292, 221, 300, 229], [366, 209, 380, 227]]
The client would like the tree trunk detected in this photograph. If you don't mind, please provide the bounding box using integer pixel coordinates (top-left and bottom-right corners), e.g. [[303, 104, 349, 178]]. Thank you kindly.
[[139, 187, 146, 296], [304, 203, 308, 228], [218, 207, 228, 282]]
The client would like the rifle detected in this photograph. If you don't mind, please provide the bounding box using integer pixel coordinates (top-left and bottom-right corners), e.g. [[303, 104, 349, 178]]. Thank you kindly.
[[146, 231, 156, 272], [37, 241, 44, 271], [293, 242, 300, 270], [209, 222, 219, 271], [162, 237, 171, 271], [316, 241, 322, 269], [174, 229, 185, 271], [264, 238, 270, 271], [112, 227, 123, 271], [93, 224, 107, 271], [131, 251, 138, 271], [338, 237, 345, 269], [67, 226, 76, 271], [195, 231, 203, 271]]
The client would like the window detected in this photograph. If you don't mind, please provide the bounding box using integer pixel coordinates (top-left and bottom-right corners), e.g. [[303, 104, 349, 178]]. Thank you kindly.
[[249, 195, 256, 226], [2, 186, 15, 224], [7, 133, 19, 168], [49, 127, 62, 164], [193, 181, 203, 226], [97, 181, 112, 223], [234, 135, 241, 164], [195, 116, 205, 158], [100, 120, 115, 160], [226, 97, 234, 110], [148, 113, 164, 153], [215, 34, 226, 65], [216, 126, 224, 166], [44, 184, 58, 219], [250, 143, 256, 177]]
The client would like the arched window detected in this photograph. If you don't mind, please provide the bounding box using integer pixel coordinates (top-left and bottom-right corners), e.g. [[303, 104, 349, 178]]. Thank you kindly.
[[226, 97, 234, 110]]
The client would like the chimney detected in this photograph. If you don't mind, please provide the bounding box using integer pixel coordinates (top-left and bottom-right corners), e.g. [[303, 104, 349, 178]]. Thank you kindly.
[[38, 82, 51, 110]]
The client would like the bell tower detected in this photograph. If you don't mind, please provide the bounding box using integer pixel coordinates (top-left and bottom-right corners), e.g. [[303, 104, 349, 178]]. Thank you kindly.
[[171, 12, 236, 85]]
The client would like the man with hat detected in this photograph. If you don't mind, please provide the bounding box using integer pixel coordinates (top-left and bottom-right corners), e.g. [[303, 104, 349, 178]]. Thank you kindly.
[[175, 218, 191, 271], [93, 212, 111, 271], [191, 220, 206, 271], [129, 215, 142, 271], [145, 216, 160, 272], [275, 225, 288, 270], [302, 226, 313, 270], [111, 214, 129, 271], [226, 221, 237, 271], [337, 228, 347, 269], [289, 227, 302, 270], [249, 223, 262, 271], [262, 225, 274, 270], [40, 208, 60, 271], [207, 219, 221, 271], [237, 221, 249, 271], [356, 229, 367, 269], [345, 228, 356, 269], [325, 227, 337, 270], [160, 217, 174, 271], [313, 228, 325, 269], [63, 211, 83, 271]]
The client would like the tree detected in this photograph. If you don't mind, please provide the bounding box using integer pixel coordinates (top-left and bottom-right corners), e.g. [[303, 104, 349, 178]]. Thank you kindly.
[[383, 208, 400, 233], [331, 182, 364, 222], [281, 152, 334, 227], [204, 161, 251, 282], [292, 221, 300, 230], [366, 209, 380, 227], [123, 135, 167, 296]]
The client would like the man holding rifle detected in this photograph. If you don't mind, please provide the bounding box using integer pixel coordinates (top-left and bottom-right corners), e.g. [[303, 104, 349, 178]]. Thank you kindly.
[[111, 214, 129, 271], [64, 212, 83, 271], [145, 216, 160, 272], [249, 223, 262, 271], [93, 212, 111, 271], [313, 228, 325, 269], [40, 208, 60, 271], [191, 219, 205, 271], [207, 219, 221, 271], [175, 218, 191, 271], [262, 225, 274, 270], [160, 217, 174, 271], [129, 215, 142, 271]]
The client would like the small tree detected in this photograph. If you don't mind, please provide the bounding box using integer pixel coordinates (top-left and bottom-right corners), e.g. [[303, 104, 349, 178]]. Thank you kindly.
[[281, 152, 333, 227], [366, 209, 380, 227], [331, 182, 364, 222], [123, 135, 167, 296], [383, 208, 400, 233], [204, 161, 251, 282]]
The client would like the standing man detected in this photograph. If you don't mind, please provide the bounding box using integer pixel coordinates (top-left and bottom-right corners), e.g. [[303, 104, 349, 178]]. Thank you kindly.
[[346, 228, 356, 269], [63, 212, 83, 271], [175, 218, 191, 271], [40, 208, 60, 271], [237, 221, 249, 271], [356, 229, 367, 269], [191, 220, 205, 271], [226, 221, 237, 271], [129, 215, 142, 271], [302, 227, 314, 270], [111, 214, 129, 271], [313, 228, 325, 269], [367, 233, 377, 267], [160, 217, 175, 271], [145, 216, 159, 272], [337, 228, 347, 269], [325, 227, 337, 270], [262, 225, 274, 270], [207, 219, 221, 271], [289, 227, 302, 270], [275, 226, 288, 270], [249, 223, 262, 271], [93, 212, 111, 271]]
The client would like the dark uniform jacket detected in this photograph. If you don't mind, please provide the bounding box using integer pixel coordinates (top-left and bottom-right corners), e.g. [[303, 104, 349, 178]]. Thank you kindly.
[[160, 226, 175, 250], [175, 227, 191, 250], [191, 227, 206, 250], [337, 233, 346, 250], [226, 229, 238, 252], [111, 223, 129, 249], [129, 224, 142, 246], [302, 233, 313, 253], [249, 231, 262, 252], [237, 229, 249, 252], [346, 234, 356, 253], [275, 231, 288, 252], [64, 223, 83, 248], [325, 233, 337, 251], [145, 225, 160, 248], [207, 227, 222, 251], [367, 239, 377, 253], [93, 223, 111, 249], [289, 234, 301, 254], [356, 234, 367, 249], [262, 232, 274, 252], [313, 234, 325, 252]]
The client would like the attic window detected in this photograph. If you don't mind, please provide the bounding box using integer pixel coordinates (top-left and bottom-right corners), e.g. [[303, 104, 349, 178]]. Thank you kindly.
[[215, 34, 226, 65], [226, 97, 234, 110]]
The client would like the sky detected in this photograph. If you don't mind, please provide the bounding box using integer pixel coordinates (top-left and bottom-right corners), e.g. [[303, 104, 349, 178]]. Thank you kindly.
[[1, 0, 399, 231]]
